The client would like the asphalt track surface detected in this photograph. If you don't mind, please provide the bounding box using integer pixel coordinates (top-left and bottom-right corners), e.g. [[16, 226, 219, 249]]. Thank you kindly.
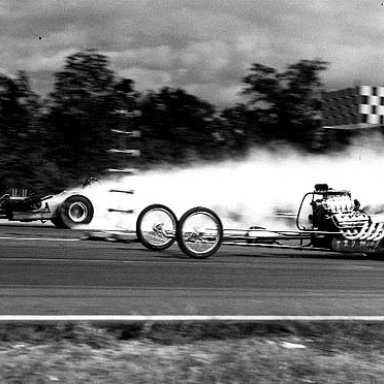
[[1, 224, 384, 316]]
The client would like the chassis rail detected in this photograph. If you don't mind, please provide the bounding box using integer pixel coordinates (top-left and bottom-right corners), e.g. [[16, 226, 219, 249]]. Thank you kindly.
[[223, 242, 342, 252]]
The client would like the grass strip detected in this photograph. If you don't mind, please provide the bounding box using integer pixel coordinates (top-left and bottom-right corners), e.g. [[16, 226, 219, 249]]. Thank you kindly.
[[0, 321, 383, 383]]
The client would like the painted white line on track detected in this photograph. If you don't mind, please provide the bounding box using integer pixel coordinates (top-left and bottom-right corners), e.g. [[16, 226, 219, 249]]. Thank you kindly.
[[1, 315, 384, 321], [0, 237, 80, 242]]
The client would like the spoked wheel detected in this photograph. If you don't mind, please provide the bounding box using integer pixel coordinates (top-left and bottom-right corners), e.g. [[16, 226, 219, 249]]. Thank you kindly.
[[136, 204, 177, 251], [176, 207, 223, 258]]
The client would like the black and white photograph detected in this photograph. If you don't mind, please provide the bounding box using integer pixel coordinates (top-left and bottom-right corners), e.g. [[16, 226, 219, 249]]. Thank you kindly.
[[1, 0, 384, 382]]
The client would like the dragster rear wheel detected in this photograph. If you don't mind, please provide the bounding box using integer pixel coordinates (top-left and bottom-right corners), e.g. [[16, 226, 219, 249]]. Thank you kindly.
[[136, 204, 177, 251], [58, 195, 94, 229], [51, 216, 67, 229], [176, 207, 223, 258]]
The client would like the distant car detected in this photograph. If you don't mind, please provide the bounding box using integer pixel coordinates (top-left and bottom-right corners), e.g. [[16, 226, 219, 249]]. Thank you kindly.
[[0, 182, 95, 229]]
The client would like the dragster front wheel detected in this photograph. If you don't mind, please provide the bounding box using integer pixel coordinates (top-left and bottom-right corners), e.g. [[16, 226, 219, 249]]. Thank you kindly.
[[136, 204, 177, 251], [176, 207, 223, 258]]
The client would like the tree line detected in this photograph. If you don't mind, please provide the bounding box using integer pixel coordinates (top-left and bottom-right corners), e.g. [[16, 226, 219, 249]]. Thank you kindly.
[[0, 50, 351, 192]]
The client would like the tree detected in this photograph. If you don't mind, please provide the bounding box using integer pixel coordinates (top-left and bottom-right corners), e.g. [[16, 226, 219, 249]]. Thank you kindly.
[[137, 87, 217, 164], [0, 71, 55, 192], [46, 50, 139, 181], [218, 103, 263, 156], [241, 59, 328, 148], [0, 71, 39, 148]]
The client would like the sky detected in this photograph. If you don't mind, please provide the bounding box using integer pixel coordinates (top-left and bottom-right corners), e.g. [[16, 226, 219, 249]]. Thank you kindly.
[[1, 0, 384, 108]]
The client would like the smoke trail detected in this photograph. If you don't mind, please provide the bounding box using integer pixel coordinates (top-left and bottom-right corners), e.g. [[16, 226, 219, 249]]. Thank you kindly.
[[81, 132, 384, 231]]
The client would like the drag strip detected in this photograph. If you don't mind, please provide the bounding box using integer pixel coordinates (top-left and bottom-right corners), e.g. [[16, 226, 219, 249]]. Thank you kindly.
[[1, 224, 384, 316]]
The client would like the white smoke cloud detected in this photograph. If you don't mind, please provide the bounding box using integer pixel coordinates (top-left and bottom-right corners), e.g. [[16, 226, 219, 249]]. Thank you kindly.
[[79, 132, 384, 232]]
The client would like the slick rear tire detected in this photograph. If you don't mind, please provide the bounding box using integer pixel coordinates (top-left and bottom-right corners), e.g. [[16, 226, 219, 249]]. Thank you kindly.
[[58, 195, 94, 229], [51, 216, 67, 229]]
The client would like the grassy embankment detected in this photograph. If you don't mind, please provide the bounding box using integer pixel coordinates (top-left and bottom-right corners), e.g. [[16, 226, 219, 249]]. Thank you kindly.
[[1, 321, 384, 383]]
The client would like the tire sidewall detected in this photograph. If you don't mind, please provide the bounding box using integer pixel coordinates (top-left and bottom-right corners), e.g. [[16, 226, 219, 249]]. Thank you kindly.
[[51, 216, 67, 229]]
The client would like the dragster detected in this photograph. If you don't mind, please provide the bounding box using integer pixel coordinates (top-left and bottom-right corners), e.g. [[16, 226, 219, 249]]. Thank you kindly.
[[0, 187, 95, 229], [136, 184, 384, 258], [0, 178, 134, 229]]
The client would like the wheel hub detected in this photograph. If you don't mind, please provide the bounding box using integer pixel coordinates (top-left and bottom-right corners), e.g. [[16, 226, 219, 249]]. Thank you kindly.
[[68, 202, 88, 222]]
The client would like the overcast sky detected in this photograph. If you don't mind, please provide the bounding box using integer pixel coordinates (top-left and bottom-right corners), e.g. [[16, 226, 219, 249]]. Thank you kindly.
[[1, 0, 384, 107]]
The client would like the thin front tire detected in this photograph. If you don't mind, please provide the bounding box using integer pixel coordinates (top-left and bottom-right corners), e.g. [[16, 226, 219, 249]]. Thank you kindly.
[[136, 204, 177, 251], [177, 207, 223, 258]]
